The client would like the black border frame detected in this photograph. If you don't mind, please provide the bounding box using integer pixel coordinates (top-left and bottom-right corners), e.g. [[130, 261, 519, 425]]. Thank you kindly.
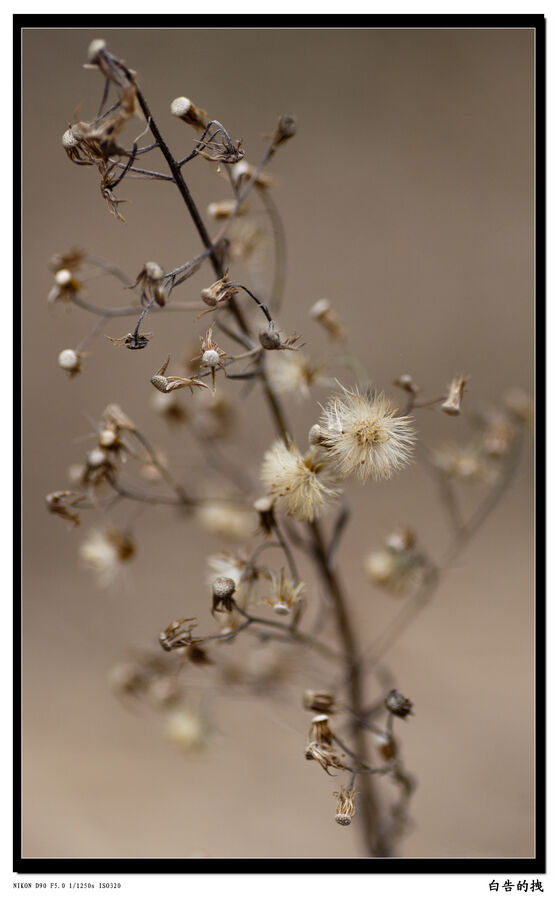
[[14, 12, 546, 876]]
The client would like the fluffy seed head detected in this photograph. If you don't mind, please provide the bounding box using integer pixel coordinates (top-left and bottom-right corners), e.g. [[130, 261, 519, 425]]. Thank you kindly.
[[261, 442, 339, 522], [144, 260, 164, 280], [62, 129, 78, 149], [87, 39, 106, 63], [87, 448, 108, 468], [55, 269, 73, 286], [202, 349, 220, 368], [319, 386, 415, 482], [170, 96, 192, 117], [58, 348, 79, 372]]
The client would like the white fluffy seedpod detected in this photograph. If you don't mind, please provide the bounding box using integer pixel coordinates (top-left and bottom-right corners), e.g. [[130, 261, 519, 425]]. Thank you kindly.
[[261, 442, 340, 522], [318, 386, 415, 482], [57, 348, 81, 376], [144, 260, 164, 281], [164, 709, 207, 752], [87, 447, 108, 468], [61, 129, 78, 149], [87, 39, 107, 64], [99, 428, 119, 449], [55, 269, 73, 286], [170, 96, 192, 118], [202, 349, 220, 368]]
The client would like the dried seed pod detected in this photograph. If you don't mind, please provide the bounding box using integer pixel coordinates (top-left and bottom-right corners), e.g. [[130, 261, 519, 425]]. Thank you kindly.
[[212, 576, 236, 614], [170, 96, 208, 131], [441, 376, 467, 416], [334, 787, 356, 826], [309, 298, 346, 341], [303, 690, 336, 714]]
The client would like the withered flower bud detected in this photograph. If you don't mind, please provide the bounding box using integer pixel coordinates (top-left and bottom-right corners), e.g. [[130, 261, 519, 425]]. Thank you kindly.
[[384, 526, 416, 553], [385, 689, 414, 719], [151, 357, 211, 395], [200, 271, 238, 309], [273, 114, 297, 147], [303, 689, 336, 714], [207, 199, 249, 220], [304, 741, 345, 774], [309, 714, 334, 745], [259, 329, 283, 350], [441, 376, 467, 416], [309, 298, 346, 341], [159, 617, 198, 652], [129, 261, 167, 307], [45, 490, 85, 527], [259, 326, 303, 351], [254, 495, 276, 536], [212, 576, 236, 613], [231, 159, 276, 189], [394, 374, 420, 395]]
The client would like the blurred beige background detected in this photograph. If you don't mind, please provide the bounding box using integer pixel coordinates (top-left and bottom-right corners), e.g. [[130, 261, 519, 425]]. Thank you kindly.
[[22, 27, 534, 859]]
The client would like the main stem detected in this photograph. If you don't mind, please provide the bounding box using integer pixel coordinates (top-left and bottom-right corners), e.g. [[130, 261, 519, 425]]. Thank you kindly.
[[308, 520, 391, 858], [136, 85, 390, 856]]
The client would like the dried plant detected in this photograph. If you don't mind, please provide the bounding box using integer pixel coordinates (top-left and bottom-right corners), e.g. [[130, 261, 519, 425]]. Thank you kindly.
[[46, 39, 532, 858]]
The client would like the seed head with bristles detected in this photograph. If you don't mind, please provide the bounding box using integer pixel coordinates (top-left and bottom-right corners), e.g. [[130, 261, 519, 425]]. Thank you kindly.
[[261, 442, 340, 522], [317, 386, 415, 482]]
